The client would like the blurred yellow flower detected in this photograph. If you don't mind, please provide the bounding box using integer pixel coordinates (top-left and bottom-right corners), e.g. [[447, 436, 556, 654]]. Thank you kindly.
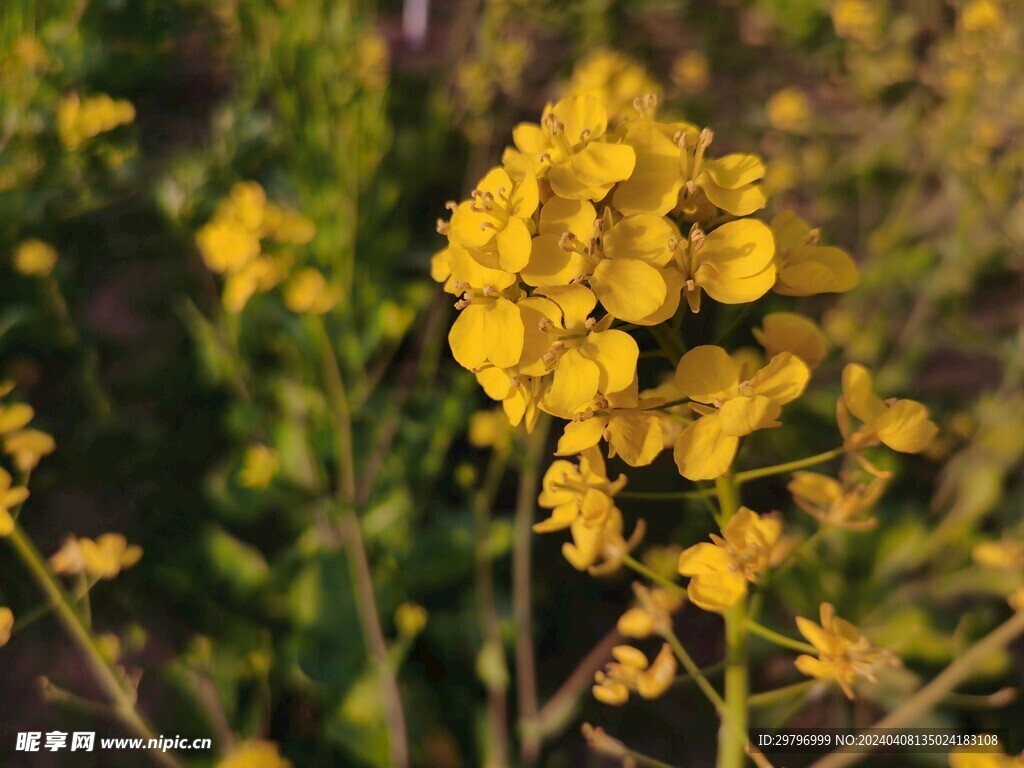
[[12, 239, 58, 277], [617, 583, 684, 639], [831, 0, 885, 47], [355, 30, 390, 91], [284, 268, 340, 315], [973, 540, 1024, 570], [593, 642, 677, 705], [678, 507, 781, 612], [568, 49, 660, 122], [766, 87, 811, 133], [57, 92, 135, 151], [794, 602, 898, 699], [961, 0, 1004, 32], [0, 606, 12, 647], [238, 444, 279, 489], [673, 346, 809, 480], [222, 257, 286, 314], [771, 211, 859, 296], [838, 364, 938, 472], [0, 467, 30, 537], [671, 51, 710, 94], [217, 740, 292, 768], [753, 312, 828, 369], [50, 533, 143, 580], [395, 602, 428, 638], [196, 219, 262, 274], [562, 506, 644, 575], [0, 402, 34, 435], [788, 471, 887, 531], [3, 429, 56, 472]]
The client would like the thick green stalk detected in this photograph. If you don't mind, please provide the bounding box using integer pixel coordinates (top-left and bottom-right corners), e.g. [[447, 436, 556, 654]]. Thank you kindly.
[[716, 475, 748, 768]]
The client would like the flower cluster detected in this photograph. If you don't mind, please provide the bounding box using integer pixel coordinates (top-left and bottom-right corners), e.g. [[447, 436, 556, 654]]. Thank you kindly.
[[56, 92, 135, 151], [196, 181, 316, 314]]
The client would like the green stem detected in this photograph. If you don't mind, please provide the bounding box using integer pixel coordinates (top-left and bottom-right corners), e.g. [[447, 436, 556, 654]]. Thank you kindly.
[[649, 325, 688, 364], [663, 625, 726, 713], [748, 679, 819, 708], [716, 475, 748, 768], [6, 523, 182, 768], [616, 487, 716, 501], [745, 619, 817, 654], [622, 554, 688, 598], [735, 447, 845, 484]]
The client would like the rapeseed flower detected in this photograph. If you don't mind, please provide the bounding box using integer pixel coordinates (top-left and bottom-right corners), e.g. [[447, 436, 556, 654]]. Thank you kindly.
[[794, 603, 899, 699], [12, 239, 58, 277], [673, 346, 810, 480], [562, 507, 644, 575], [555, 383, 663, 468], [50, 534, 143, 580], [475, 367, 546, 432], [618, 582, 684, 639], [753, 312, 828, 369], [238, 445, 279, 489], [567, 50, 660, 122], [772, 211, 858, 296], [535, 446, 625, 532], [0, 467, 29, 537], [3, 429, 56, 472], [766, 87, 812, 133], [788, 471, 887, 531], [678, 507, 781, 611], [508, 94, 636, 200], [838, 364, 938, 473], [284, 268, 340, 315], [56, 92, 135, 151], [592, 643, 676, 705], [449, 166, 538, 273]]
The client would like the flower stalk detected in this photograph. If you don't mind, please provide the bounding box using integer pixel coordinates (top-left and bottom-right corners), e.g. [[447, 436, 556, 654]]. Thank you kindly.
[[716, 474, 748, 768]]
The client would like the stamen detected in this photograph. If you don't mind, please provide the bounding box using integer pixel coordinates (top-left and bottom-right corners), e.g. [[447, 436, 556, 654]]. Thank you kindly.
[[436, 218, 450, 235], [806, 228, 821, 246], [584, 316, 596, 330], [444, 201, 458, 212], [579, 128, 591, 143], [482, 285, 497, 297]]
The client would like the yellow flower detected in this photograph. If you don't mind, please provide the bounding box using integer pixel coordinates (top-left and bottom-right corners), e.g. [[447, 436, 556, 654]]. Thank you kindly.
[[667, 218, 777, 314], [753, 312, 828, 369], [670, 51, 710, 94], [618, 582, 684, 639], [567, 49, 660, 123], [678, 507, 781, 612], [562, 506, 644, 575], [0, 402, 34, 435], [475, 368, 546, 432], [838, 364, 938, 472], [3, 429, 56, 472], [535, 446, 625, 533], [217, 181, 267, 231], [509, 94, 636, 201], [556, 382, 663, 468], [518, 284, 639, 415], [788, 471, 887, 531], [448, 166, 539, 273], [238, 445, 279, 489], [448, 284, 524, 370], [0, 606, 12, 647], [262, 203, 316, 245], [766, 87, 811, 133], [641, 375, 689, 449], [468, 409, 514, 452], [973, 540, 1024, 570], [50, 534, 143, 580], [394, 602, 428, 638], [283, 268, 340, 315], [831, 0, 885, 47], [673, 346, 810, 480], [196, 219, 261, 274], [217, 740, 292, 768], [771, 211, 859, 296], [0, 467, 30, 537], [12, 239, 58, 277], [960, 0, 1003, 32], [592, 643, 677, 705], [222, 257, 285, 314], [794, 603, 899, 699], [57, 92, 135, 151], [614, 124, 766, 220]]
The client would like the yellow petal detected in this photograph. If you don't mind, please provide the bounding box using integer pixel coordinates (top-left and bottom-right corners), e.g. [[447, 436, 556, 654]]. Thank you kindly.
[[591, 258, 666, 322], [538, 284, 597, 329], [770, 211, 812, 251], [580, 329, 639, 396], [552, 94, 608, 144], [449, 200, 500, 249], [776, 245, 860, 296], [749, 352, 811, 405], [517, 297, 564, 376], [673, 415, 739, 480], [521, 234, 586, 286], [448, 243, 518, 291], [788, 472, 842, 506], [678, 542, 732, 575], [674, 345, 739, 403], [688, 571, 747, 612], [556, 417, 607, 455], [0, 606, 12, 646], [513, 123, 550, 155], [476, 367, 513, 400], [612, 121, 683, 216], [700, 181, 766, 217], [695, 219, 776, 303], [875, 400, 938, 453], [718, 395, 781, 436], [538, 196, 596, 238], [533, 503, 578, 533], [546, 350, 601, 416], [752, 312, 828, 368], [636, 267, 685, 326], [637, 644, 677, 699], [0, 403, 34, 434], [511, 172, 540, 218], [602, 214, 678, 267], [485, 298, 525, 369], [842, 364, 887, 424], [567, 141, 636, 189], [702, 154, 766, 189], [495, 217, 532, 273], [606, 410, 662, 467]]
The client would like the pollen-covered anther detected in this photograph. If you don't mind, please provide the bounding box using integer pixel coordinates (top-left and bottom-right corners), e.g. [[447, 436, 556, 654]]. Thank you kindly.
[[698, 127, 715, 150], [633, 92, 659, 119], [454, 297, 471, 310], [479, 221, 498, 232], [805, 228, 821, 246], [674, 130, 690, 150], [584, 316, 597, 330], [444, 201, 458, 212], [690, 227, 706, 251], [538, 318, 554, 333], [482, 285, 497, 297], [559, 231, 581, 252], [685, 278, 697, 291], [579, 128, 592, 143], [436, 218, 450, 235], [542, 113, 565, 135]]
